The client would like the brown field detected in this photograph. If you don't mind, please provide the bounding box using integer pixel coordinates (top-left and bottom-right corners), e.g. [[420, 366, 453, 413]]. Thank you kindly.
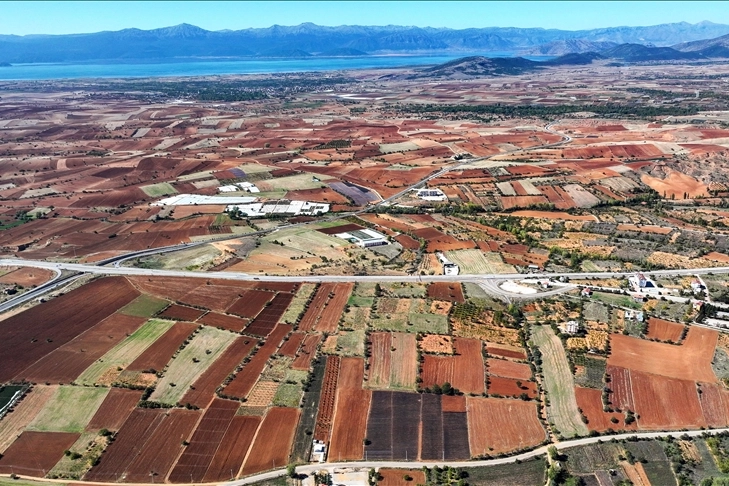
[[204, 415, 262, 482], [487, 359, 532, 381], [158, 303, 206, 321], [1, 276, 140, 382], [222, 324, 291, 399], [298, 283, 353, 333], [575, 386, 632, 432], [314, 355, 340, 441], [485, 343, 527, 360], [128, 276, 256, 313], [0, 431, 80, 476], [368, 332, 393, 388], [0, 385, 56, 453], [616, 224, 673, 235], [126, 321, 197, 372], [608, 327, 718, 382], [0, 267, 54, 286], [199, 311, 249, 332], [227, 289, 275, 318], [241, 407, 300, 475], [377, 469, 426, 486], [488, 376, 537, 398], [500, 195, 549, 210], [291, 333, 323, 370], [506, 210, 597, 221], [630, 370, 706, 430], [645, 317, 685, 342], [441, 395, 467, 413], [244, 292, 295, 336], [16, 313, 147, 384], [181, 336, 259, 408], [86, 388, 142, 432], [427, 282, 465, 303], [466, 397, 545, 456], [420, 334, 453, 354], [698, 382, 729, 428], [279, 331, 305, 358], [641, 168, 708, 199], [421, 338, 485, 394], [329, 357, 370, 461], [607, 365, 635, 411], [368, 332, 418, 389]]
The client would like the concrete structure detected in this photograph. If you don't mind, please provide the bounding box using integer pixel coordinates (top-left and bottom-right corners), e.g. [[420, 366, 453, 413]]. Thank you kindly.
[[310, 440, 327, 462], [336, 228, 388, 248], [219, 182, 260, 193], [416, 188, 447, 202], [227, 200, 329, 218], [560, 321, 580, 334], [152, 194, 257, 206], [628, 273, 658, 293], [436, 252, 459, 276]]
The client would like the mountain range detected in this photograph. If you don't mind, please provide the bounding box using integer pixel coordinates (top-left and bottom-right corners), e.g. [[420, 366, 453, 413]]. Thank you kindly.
[[2, 21, 729, 63]]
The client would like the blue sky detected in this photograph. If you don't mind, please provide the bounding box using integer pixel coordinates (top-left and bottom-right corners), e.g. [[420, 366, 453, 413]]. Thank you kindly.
[[0, 1, 725, 36]]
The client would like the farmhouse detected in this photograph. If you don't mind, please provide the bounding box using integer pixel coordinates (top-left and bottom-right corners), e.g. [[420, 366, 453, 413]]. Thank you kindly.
[[437, 252, 460, 276], [628, 272, 658, 293], [227, 200, 329, 218], [336, 228, 389, 248]]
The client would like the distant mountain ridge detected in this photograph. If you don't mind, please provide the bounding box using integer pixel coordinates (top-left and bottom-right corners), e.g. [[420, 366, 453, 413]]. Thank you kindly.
[[1, 20, 729, 63]]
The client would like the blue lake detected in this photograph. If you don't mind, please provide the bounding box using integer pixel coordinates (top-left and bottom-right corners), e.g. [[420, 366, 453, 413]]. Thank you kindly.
[[0, 53, 554, 80]]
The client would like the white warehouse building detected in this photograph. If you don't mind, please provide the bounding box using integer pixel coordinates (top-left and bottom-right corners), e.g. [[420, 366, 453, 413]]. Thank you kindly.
[[335, 228, 389, 248]]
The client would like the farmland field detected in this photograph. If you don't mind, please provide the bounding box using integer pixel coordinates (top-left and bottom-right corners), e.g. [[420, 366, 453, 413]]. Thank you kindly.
[[445, 249, 516, 274], [531, 325, 588, 438], [150, 326, 236, 404], [466, 397, 545, 456], [76, 318, 176, 385], [461, 459, 547, 485], [118, 294, 170, 317], [27, 386, 108, 433]]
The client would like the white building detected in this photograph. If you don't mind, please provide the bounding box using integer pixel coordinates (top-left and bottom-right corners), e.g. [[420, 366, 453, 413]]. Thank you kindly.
[[152, 194, 257, 206], [416, 188, 447, 202], [218, 182, 260, 193], [628, 273, 658, 293], [437, 252, 460, 276], [560, 321, 580, 334], [227, 200, 329, 218], [335, 228, 388, 248]]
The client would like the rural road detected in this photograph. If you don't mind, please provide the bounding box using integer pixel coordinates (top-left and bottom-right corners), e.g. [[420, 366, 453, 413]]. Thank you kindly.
[[4, 427, 729, 486]]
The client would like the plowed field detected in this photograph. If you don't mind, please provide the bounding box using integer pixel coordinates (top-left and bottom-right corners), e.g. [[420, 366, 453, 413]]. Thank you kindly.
[[645, 317, 685, 342], [16, 313, 146, 384], [1, 276, 140, 382], [329, 357, 370, 461], [487, 359, 532, 381], [291, 333, 323, 370], [427, 282, 465, 303], [227, 289, 275, 318], [199, 311, 249, 332], [466, 397, 545, 456], [298, 283, 353, 333], [158, 303, 206, 321], [204, 415, 261, 482], [421, 338, 485, 394], [245, 292, 294, 336], [0, 431, 80, 476], [575, 386, 631, 432], [241, 407, 300, 475], [488, 376, 537, 398], [126, 321, 197, 372], [86, 388, 142, 432]]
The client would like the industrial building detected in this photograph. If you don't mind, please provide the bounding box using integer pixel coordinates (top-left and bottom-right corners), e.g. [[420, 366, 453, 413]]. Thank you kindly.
[[226, 200, 329, 218], [335, 228, 389, 247], [416, 188, 447, 201], [437, 252, 459, 275]]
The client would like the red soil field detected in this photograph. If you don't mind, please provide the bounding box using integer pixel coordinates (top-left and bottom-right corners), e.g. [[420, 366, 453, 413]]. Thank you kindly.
[[427, 282, 465, 303], [199, 312, 249, 332], [16, 313, 146, 384], [128, 276, 256, 313], [0, 276, 140, 382], [86, 388, 143, 432], [360, 214, 416, 232], [123, 409, 201, 483], [500, 195, 549, 210], [0, 267, 54, 286], [182, 336, 259, 409], [369, 332, 393, 387], [286, 187, 350, 204], [168, 398, 240, 483], [466, 397, 545, 456], [317, 223, 366, 235], [537, 185, 575, 210], [85, 409, 168, 482], [411, 227, 476, 252], [279, 331, 305, 358], [630, 370, 706, 430], [222, 324, 292, 399], [245, 292, 294, 336], [377, 469, 426, 486], [158, 304, 206, 322], [575, 386, 633, 432], [0, 431, 80, 476], [486, 343, 527, 360], [645, 317, 685, 342], [421, 338, 485, 394], [607, 365, 635, 412], [329, 358, 370, 460], [608, 327, 718, 382], [126, 322, 197, 373], [487, 359, 533, 381], [178, 284, 250, 313], [227, 289, 275, 318], [698, 382, 729, 428], [203, 415, 262, 482], [256, 281, 299, 293], [314, 355, 340, 441], [394, 234, 420, 250], [298, 283, 353, 333], [488, 376, 537, 399], [241, 407, 300, 475], [441, 395, 467, 413], [291, 333, 323, 370]]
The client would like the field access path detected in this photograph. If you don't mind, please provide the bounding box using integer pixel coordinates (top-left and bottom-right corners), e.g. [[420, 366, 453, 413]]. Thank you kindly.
[[5, 427, 729, 486]]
